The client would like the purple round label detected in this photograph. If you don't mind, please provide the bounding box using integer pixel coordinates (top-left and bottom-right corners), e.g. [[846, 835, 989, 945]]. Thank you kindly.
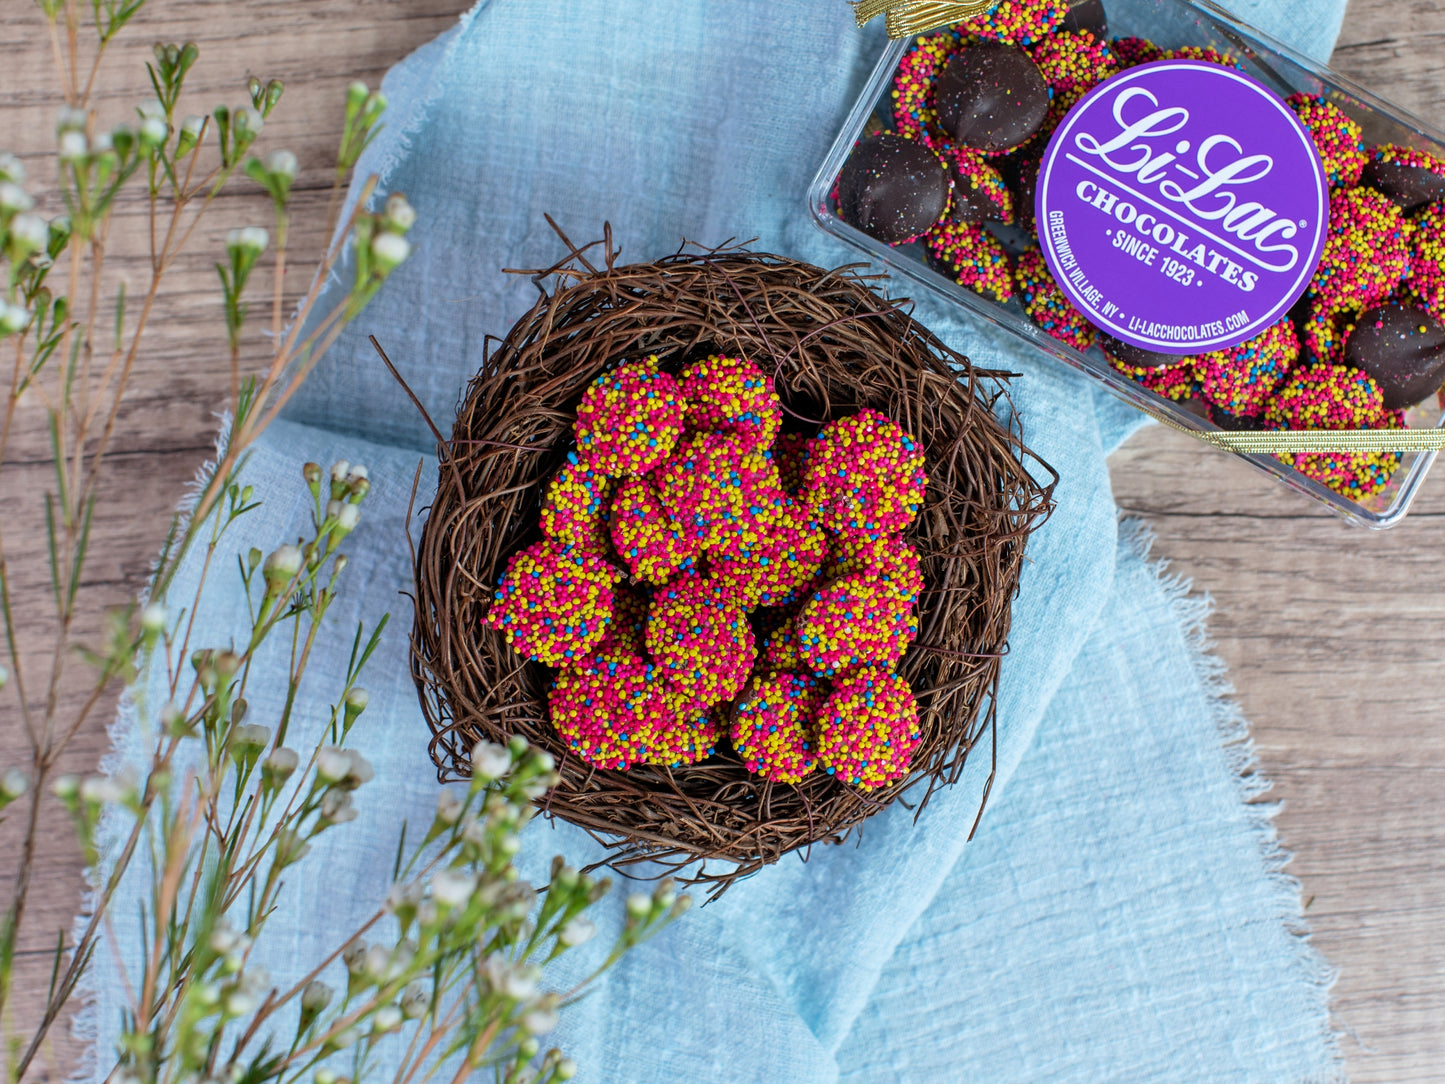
[[1036, 60, 1329, 355]]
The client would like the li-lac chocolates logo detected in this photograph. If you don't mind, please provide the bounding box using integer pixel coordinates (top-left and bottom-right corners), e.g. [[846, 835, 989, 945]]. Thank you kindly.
[[1036, 60, 1330, 355]]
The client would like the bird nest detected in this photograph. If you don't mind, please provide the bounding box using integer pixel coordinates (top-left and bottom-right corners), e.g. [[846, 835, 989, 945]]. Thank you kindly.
[[410, 231, 1055, 894]]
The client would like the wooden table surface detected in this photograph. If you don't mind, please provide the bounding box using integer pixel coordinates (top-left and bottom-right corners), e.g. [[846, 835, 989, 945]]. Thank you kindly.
[[2, 1, 1442, 1080]]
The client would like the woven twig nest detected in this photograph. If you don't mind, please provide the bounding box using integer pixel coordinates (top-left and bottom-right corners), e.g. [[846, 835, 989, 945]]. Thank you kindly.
[[411, 233, 1055, 893]]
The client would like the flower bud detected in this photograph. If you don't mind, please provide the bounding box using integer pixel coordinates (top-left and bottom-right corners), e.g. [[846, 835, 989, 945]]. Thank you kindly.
[[370, 232, 410, 271], [362, 943, 389, 981], [347, 81, 369, 109], [435, 788, 464, 826], [264, 149, 298, 180], [226, 226, 269, 257], [8, 212, 48, 256], [52, 774, 79, 801], [325, 1026, 359, 1051], [470, 740, 510, 783], [556, 1057, 577, 1080], [303, 461, 322, 487], [652, 878, 677, 910], [431, 868, 476, 909], [234, 105, 263, 136], [177, 114, 205, 154], [625, 893, 651, 919], [140, 603, 167, 635], [343, 749, 373, 788], [55, 106, 86, 133], [319, 788, 356, 825], [383, 193, 416, 232], [0, 302, 32, 335], [57, 132, 88, 162], [399, 982, 428, 1019], [371, 1005, 402, 1035], [342, 939, 368, 975], [557, 916, 595, 948], [0, 768, 29, 807], [260, 747, 299, 789], [137, 99, 165, 121], [343, 686, 369, 721], [346, 464, 369, 482], [329, 459, 350, 484], [521, 1002, 559, 1036], [0, 182, 32, 213], [139, 117, 168, 148], [0, 153, 23, 184], [232, 723, 270, 752], [315, 746, 350, 783], [300, 979, 334, 1015]]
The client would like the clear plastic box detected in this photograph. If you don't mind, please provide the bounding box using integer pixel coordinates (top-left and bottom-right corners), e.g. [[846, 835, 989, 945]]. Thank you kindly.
[[808, 0, 1445, 527]]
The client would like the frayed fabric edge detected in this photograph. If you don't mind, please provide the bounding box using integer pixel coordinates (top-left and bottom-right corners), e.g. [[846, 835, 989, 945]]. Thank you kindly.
[[1116, 516, 1347, 1084], [66, 415, 234, 1084]]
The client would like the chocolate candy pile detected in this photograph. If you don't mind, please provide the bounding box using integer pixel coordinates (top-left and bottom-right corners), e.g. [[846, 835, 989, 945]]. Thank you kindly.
[[483, 354, 929, 789], [834, 0, 1445, 502]]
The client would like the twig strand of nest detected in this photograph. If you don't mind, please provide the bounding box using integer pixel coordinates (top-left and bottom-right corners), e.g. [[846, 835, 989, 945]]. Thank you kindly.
[[409, 227, 1055, 896]]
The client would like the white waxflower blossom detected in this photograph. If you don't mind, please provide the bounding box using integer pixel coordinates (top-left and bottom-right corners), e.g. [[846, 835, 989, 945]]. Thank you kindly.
[[226, 226, 269, 257], [521, 1005, 559, 1035], [435, 788, 464, 825], [141, 603, 168, 633], [261, 747, 299, 781], [557, 916, 596, 947], [342, 939, 369, 975], [362, 943, 390, 981], [264, 149, 298, 179], [501, 963, 541, 1001], [383, 193, 416, 231], [0, 182, 33, 213], [55, 106, 86, 132], [56, 132, 88, 161], [0, 302, 32, 335], [343, 687, 369, 714], [326, 499, 359, 532], [0, 153, 24, 184], [328, 1026, 359, 1050], [139, 117, 168, 147], [371, 1005, 402, 1034], [9, 213, 48, 253], [470, 740, 510, 782], [625, 893, 651, 918], [315, 745, 351, 783], [344, 749, 374, 787], [329, 459, 351, 483], [209, 918, 250, 956], [319, 788, 356, 825], [346, 463, 369, 482], [234, 105, 263, 135], [263, 543, 302, 579], [51, 774, 78, 800], [232, 723, 270, 750], [431, 868, 477, 909], [79, 775, 125, 806], [300, 979, 333, 1014], [399, 983, 428, 1019], [0, 768, 29, 801], [180, 114, 206, 140], [556, 1058, 577, 1080], [91, 130, 114, 154], [137, 99, 165, 121], [370, 232, 410, 270]]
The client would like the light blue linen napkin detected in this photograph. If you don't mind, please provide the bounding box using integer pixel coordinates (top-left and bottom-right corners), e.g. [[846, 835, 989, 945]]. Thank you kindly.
[[80, 1, 1348, 1081]]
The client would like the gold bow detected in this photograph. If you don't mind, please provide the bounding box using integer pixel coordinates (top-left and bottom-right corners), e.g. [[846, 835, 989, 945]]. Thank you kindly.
[[852, 0, 1000, 38], [1140, 400, 1445, 455]]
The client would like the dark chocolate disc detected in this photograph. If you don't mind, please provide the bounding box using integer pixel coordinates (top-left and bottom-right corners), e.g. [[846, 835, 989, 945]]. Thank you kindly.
[[1061, 0, 1108, 37], [1343, 303, 1445, 410], [836, 133, 949, 245], [935, 42, 1051, 154], [1362, 159, 1445, 212], [1098, 330, 1181, 370]]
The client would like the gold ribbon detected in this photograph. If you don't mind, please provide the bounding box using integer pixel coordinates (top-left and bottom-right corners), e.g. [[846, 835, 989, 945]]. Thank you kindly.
[[852, 0, 999, 38], [1137, 400, 1445, 455]]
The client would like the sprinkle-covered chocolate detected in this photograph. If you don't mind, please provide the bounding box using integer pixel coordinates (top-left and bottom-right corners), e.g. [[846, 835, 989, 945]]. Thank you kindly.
[[1110, 35, 1163, 69], [1015, 246, 1096, 350], [924, 218, 1014, 302], [972, 0, 1068, 46], [815, 667, 923, 790], [646, 574, 756, 705], [1029, 30, 1118, 127], [1408, 201, 1445, 319], [1308, 186, 1412, 316], [678, 354, 783, 450], [574, 356, 685, 477], [549, 655, 660, 771], [730, 671, 822, 784], [484, 540, 616, 666], [1362, 143, 1445, 211], [1264, 363, 1402, 499], [796, 574, 918, 675], [1195, 316, 1300, 417], [891, 30, 962, 147], [1163, 44, 1242, 69], [836, 132, 951, 245], [936, 143, 1014, 224], [540, 457, 614, 557], [711, 497, 829, 609], [935, 41, 1051, 153], [1286, 93, 1366, 189], [803, 408, 929, 537], [609, 472, 696, 585], [1343, 303, 1445, 410]]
